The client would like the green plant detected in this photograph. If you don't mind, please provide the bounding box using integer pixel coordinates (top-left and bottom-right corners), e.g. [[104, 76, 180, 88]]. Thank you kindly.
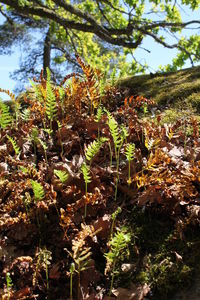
[[6, 272, 13, 300], [125, 143, 135, 187], [81, 162, 92, 218], [22, 192, 32, 215], [66, 224, 95, 300], [57, 120, 64, 157], [7, 134, 21, 156], [105, 228, 131, 299], [85, 137, 108, 165], [21, 107, 31, 121], [54, 169, 69, 184], [121, 125, 129, 144], [105, 110, 127, 200], [29, 79, 44, 103], [58, 86, 66, 117], [110, 207, 122, 238], [45, 68, 58, 130], [39, 139, 48, 164], [94, 106, 103, 139], [31, 180, 45, 201], [33, 248, 52, 291], [29, 127, 48, 163], [69, 263, 75, 300], [0, 99, 13, 129]]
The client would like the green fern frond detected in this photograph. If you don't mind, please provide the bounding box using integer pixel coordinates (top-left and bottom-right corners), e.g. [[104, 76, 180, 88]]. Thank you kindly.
[[29, 79, 44, 103], [107, 114, 121, 149], [57, 120, 62, 129], [31, 180, 45, 201], [94, 106, 103, 123], [0, 99, 13, 129], [6, 272, 13, 289], [39, 139, 48, 151], [21, 108, 31, 121], [7, 135, 21, 155], [105, 229, 131, 263], [31, 127, 39, 143], [54, 169, 69, 183], [81, 163, 91, 184], [121, 125, 129, 142], [85, 137, 107, 163], [45, 68, 57, 122], [125, 143, 135, 162]]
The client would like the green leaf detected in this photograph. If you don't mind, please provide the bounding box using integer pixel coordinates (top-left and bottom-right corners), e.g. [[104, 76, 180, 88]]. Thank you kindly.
[[0, 100, 13, 129], [85, 137, 108, 163], [31, 180, 45, 201], [45, 68, 57, 121], [106, 112, 121, 149], [81, 163, 92, 184], [94, 106, 103, 123], [54, 169, 69, 183], [7, 135, 21, 155], [125, 143, 135, 162]]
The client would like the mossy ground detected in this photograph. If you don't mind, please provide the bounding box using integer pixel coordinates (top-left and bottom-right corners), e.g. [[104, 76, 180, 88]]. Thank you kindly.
[[117, 65, 200, 114], [117, 207, 200, 299]]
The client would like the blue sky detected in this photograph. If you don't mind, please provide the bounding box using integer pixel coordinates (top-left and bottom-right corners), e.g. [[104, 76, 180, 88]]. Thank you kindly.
[[0, 3, 200, 99]]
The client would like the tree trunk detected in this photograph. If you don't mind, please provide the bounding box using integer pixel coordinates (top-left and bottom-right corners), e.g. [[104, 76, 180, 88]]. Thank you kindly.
[[43, 28, 51, 78]]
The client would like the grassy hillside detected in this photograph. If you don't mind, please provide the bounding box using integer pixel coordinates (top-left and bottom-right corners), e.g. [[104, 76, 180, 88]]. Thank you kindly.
[[117, 65, 200, 113]]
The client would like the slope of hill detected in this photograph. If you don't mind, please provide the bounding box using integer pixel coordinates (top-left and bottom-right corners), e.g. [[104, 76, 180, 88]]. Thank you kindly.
[[117, 65, 200, 113]]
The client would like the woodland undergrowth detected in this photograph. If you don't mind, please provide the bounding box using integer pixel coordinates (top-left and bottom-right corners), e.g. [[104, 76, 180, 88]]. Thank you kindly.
[[0, 55, 200, 300]]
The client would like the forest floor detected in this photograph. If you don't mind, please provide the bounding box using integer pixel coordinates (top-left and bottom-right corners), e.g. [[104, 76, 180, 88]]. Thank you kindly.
[[0, 62, 200, 300]]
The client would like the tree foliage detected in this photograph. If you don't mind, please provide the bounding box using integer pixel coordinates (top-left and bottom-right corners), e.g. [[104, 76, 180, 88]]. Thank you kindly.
[[0, 0, 200, 88]]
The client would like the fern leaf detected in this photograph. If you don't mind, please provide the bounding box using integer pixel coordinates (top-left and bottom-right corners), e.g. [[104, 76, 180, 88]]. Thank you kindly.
[[45, 68, 57, 121], [54, 169, 69, 183], [0, 99, 13, 129], [121, 125, 129, 141], [125, 143, 135, 162], [85, 137, 107, 163], [94, 106, 103, 123], [31, 180, 45, 201], [21, 108, 30, 121], [29, 79, 44, 103], [107, 114, 121, 149], [7, 135, 21, 155], [81, 163, 91, 184], [39, 139, 48, 151]]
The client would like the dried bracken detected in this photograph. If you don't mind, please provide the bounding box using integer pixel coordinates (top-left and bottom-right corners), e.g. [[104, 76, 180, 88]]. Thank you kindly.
[[0, 56, 199, 299]]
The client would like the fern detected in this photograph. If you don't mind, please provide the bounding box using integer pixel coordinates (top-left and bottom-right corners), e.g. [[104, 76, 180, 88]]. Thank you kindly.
[[81, 162, 92, 217], [6, 272, 13, 289], [125, 143, 135, 162], [0, 99, 13, 129], [95, 106, 104, 139], [105, 228, 131, 298], [125, 143, 135, 186], [7, 135, 21, 156], [95, 106, 103, 123], [45, 68, 57, 126], [106, 112, 121, 152], [31, 180, 45, 201], [31, 127, 39, 143], [21, 108, 31, 121], [6, 272, 13, 300], [54, 169, 69, 183], [85, 137, 107, 164], [81, 163, 91, 186], [121, 125, 129, 143], [105, 110, 123, 200], [29, 79, 44, 103], [39, 139, 48, 163]]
